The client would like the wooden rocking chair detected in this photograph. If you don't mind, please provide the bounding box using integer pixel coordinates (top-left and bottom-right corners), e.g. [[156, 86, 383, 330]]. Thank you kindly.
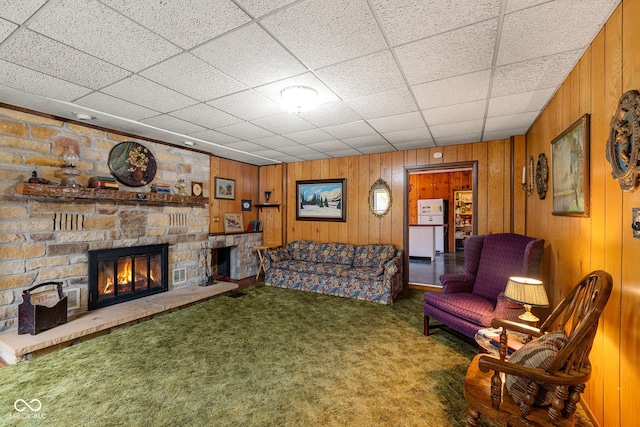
[[463, 270, 612, 426]]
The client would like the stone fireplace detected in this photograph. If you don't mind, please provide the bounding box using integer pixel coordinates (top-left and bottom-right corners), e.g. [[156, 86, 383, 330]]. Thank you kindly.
[[88, 244, 169, 310]]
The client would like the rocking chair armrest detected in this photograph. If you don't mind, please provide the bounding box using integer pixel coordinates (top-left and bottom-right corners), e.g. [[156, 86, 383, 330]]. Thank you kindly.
[[490, 318, 542, 338], [477, 355, 590, 386]]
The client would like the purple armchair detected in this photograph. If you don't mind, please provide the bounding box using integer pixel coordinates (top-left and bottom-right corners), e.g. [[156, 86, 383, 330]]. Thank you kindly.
[[423, 233, 544, 339]]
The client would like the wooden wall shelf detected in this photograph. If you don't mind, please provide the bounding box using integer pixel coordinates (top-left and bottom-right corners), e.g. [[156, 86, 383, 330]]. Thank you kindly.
[[15, 183, 209, 206], [255, 203, 280, 212]]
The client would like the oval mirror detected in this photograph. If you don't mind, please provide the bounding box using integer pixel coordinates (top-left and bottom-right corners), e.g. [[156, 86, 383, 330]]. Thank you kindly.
[[369, 178, 392, 218]]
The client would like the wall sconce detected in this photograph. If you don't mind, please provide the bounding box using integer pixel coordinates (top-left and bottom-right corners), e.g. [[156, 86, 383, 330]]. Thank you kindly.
[[521, 156, 534, 197]]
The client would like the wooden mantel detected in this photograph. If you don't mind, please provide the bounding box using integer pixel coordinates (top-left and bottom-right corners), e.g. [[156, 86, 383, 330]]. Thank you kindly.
[[15, 183, 209, 206]]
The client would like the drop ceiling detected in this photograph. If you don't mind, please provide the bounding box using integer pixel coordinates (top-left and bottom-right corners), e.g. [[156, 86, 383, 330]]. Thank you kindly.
[[0, 0, 620, 166]]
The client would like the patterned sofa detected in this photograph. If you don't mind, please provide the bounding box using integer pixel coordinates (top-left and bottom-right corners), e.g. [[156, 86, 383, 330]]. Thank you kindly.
[[263, 240, 403, 304]]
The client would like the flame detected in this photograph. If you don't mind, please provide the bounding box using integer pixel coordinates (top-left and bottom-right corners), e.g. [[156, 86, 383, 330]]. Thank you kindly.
[[100, 256, 158, 297]]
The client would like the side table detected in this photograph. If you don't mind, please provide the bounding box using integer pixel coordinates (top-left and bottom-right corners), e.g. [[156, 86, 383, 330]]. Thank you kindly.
[[475, 328, 528, 358], [254, 245, 280, 280]]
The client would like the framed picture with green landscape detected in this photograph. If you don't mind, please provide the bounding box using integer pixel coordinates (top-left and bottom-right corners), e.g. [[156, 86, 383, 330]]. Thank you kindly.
[[296, 179, 346, 222], [551, 114, 590, 217]]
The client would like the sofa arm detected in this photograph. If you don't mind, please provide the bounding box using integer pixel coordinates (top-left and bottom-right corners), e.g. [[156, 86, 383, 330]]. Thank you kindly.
[[440, 273, 475, 293], [264, 247, 289, 270], [384, 251, 403, 278]]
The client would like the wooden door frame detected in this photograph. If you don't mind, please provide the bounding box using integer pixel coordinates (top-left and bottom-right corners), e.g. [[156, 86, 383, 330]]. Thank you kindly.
[[403, 161, 478, 287]]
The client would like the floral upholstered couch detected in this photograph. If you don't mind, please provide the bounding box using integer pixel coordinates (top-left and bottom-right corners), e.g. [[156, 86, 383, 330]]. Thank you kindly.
[[263, 240, 403, 305]]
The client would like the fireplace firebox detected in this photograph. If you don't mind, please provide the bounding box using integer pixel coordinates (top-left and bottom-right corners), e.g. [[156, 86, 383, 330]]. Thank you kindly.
[[88, 244, 169, 310]]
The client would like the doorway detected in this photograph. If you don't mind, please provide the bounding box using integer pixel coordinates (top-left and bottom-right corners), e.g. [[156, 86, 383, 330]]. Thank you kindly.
[[405, 162, 477, 288]]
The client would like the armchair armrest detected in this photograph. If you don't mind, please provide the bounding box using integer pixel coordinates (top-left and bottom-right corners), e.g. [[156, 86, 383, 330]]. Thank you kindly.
[[490, 318, 542, 338], [439, 273, 475, 293]]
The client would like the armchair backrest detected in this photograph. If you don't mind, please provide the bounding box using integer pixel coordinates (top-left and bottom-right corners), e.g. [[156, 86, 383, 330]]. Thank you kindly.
[[465, 233, 544, 302], [541, 270, 612, 374]]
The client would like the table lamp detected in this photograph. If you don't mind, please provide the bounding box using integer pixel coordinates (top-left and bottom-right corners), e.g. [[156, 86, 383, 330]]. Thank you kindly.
[[504, 276, 549, 322]]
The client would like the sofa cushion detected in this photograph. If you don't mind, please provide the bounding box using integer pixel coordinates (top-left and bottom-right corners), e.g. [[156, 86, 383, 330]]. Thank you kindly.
[[353, 244, 396, 267], [423, 292, 495, 326], [274, 260, 343, 276], [506, 331, 568, 406], [287, 240, 321, 262], [317, 242, 355, 265], [339, 266, 384, 280]]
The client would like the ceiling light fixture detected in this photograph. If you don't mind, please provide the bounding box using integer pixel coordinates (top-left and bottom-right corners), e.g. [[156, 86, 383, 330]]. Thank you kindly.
[[280, 85, 319, 114], [73, 112, 95, 120], [183, 141, 195, 146]]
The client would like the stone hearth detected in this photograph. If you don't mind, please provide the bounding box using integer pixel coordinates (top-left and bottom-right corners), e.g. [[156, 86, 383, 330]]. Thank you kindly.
[[0, 281, 238, 364]]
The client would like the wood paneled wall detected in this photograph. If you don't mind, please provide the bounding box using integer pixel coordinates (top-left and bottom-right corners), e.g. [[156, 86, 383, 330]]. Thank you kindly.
[[525, 3, 637, 425], [258, 138, 525, 252], [209, 157, 259, 234]]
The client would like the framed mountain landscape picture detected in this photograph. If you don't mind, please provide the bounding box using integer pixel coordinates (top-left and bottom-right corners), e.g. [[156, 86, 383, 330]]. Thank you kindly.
[[296, 179, 346, 222]]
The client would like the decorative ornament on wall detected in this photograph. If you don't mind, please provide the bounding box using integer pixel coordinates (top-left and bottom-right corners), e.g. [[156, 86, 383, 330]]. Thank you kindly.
[[605, 89, 640, 192], [535, 153, 548, 199], [108, 141, 157, 187]]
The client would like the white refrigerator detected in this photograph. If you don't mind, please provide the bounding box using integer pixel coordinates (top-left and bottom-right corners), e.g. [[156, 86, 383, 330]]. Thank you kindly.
[[418, 199, 446, 253], [409, 198, 447, 259]]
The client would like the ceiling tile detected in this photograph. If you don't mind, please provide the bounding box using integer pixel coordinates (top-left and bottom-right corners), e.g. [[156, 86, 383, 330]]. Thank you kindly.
[[75, 92, 159, 120], [483, 129, 528, 141], [396, 19, 497, 85], [261, 0, 387, 69], [187, 129, 241, 145], [307, 140, 353, 152], [492, 51, 582, 98], [283, 129, 335, 145], [372, 0, 501, 46], [383, 127, 432, 144], [102, 0, 251, 49], [322, 121, 377, 139], [487, 88, 555, 117], [357, 144, 396, 154], [0, 18, 16, 41], [29, 0, 181, 72], [252, 149, 302, 163], [251, 113, 314, 134], [216, 121, 275, 140], [342, 134, 387, 149], [140, 53, 246, 102], [170, 103, 242, 129], [392, 140, 435, 151], [277, 145, 321, 156], [299, 101, 362, 128], [296, 152, 331, 161], [254, 72, 339, 106], [250, 135, 299, 149], [325, 148, 362, 158], [0, 0, 47, 24], [224, 141, 266, 152], [0, 29, 130, 89], [235, 0, 298, 18], [0, 60, 92, 101], [346, 87, 418, 119], [413, 69, 491, 110], [484, 111, 539, 133], [430, 119, 484, 139], [436, 132, 483, 146], [315, 50, 405, 99], [367, 111, 424, 134], [208, 90, 283, 121], [497, 0, 619, 66], [423, 100, 487, 127], [102, 75, 198, 113], [193, 23, 306, 87], [140, 114, 207, 135]]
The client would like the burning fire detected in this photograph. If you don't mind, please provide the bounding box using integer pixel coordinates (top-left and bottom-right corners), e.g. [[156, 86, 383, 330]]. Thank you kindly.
[[100, 257, 156, 296]]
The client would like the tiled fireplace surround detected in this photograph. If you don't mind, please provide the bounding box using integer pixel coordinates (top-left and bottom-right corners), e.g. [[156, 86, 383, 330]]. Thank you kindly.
[[0, 108, 260, 336]]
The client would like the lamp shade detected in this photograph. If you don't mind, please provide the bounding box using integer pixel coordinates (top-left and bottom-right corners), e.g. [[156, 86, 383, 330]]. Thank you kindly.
[[280, 85, 319, 113], [504, 276, 549, 307]]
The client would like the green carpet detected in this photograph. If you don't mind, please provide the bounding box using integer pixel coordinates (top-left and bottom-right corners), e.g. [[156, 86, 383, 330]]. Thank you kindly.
[[0, 286, 590, 426]]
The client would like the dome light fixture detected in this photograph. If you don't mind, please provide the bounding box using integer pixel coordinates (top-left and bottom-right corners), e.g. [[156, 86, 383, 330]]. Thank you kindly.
[[280, 85, 319, 114], [73, 112, 95, 120]]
